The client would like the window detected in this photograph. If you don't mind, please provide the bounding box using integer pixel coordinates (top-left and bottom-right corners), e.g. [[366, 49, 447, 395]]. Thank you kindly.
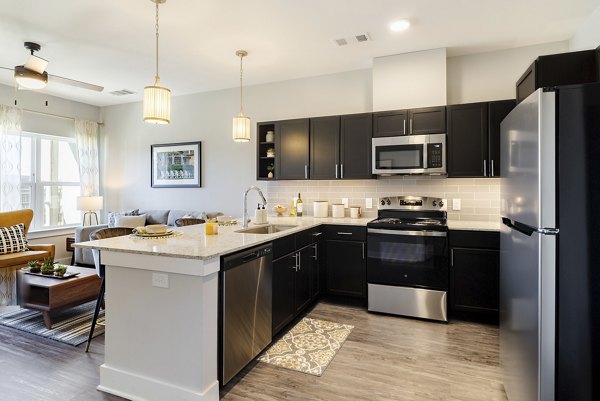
[[21, 132, 81, 230]]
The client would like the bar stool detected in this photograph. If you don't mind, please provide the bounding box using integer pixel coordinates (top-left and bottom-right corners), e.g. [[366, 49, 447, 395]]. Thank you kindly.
[[85, 227, 133, 352]]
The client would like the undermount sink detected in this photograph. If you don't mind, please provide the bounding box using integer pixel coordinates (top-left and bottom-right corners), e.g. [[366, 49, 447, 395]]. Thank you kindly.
[[235, 224, 297, 234]]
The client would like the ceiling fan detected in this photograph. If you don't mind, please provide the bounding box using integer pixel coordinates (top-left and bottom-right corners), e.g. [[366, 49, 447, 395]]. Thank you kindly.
[[0, 42, 104, 92]]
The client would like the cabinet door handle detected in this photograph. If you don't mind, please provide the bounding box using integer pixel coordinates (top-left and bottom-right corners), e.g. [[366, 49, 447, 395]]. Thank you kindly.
[[483, 160, 487, 177], [335, 164, 338, 179], [305, 165, 308, 179], [313, 244, 318, 260], [337, 232, 353, 236], [403, 119, 406, 135], [291, 253, 299, 271], [341, 164, 344, 179], [362, 242, 365, 259], [450, 248, 454, 267], [409, 118, 413, 134], [298, 252, 301, 271], [491, 160, 495, 177], [312, 232, 322, 237]]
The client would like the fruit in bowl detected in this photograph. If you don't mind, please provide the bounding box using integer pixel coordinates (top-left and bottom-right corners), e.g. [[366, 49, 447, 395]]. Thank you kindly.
[[273, 204, 288, 217]]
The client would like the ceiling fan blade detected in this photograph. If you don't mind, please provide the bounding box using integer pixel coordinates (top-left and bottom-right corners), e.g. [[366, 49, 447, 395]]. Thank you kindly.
[[48, 74, 104, 92], [24, 55, 48, 74], [0, 66, 15, 72]]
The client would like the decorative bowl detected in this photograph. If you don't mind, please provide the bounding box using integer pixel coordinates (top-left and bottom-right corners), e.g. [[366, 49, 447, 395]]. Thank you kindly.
[[273, 205, 288, 217]]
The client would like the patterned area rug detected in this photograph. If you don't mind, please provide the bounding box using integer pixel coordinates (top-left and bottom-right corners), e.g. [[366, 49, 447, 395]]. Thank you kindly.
[[258, 317, 354, 376], [0, 300, 104, 346]]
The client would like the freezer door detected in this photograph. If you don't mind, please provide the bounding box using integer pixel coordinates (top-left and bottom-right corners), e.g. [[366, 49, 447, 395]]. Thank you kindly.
[[500, 89, 556, 401]]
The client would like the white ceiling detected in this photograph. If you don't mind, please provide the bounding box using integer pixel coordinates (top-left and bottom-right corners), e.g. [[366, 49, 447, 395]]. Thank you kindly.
[[0, 0, 598, 107]]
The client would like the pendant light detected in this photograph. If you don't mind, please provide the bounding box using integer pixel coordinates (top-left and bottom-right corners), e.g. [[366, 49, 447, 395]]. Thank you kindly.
[[232, 50, 251, 142], [143, 0, 171, 124]]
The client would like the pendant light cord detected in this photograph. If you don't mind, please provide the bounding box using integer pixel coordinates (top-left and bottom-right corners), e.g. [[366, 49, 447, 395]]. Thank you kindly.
[[154, 0, 160, 85], [239, 53, 244, 114]]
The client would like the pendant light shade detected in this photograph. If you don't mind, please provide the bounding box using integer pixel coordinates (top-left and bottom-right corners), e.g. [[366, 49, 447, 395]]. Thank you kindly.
[[233, 50, 250, 142], [144, 0, 171, 124], [144, 83, 171, 124], [233, 113, 251, 142]]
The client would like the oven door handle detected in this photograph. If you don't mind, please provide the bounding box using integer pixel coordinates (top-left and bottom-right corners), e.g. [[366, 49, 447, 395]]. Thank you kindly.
[[367, 228, 447, 237]]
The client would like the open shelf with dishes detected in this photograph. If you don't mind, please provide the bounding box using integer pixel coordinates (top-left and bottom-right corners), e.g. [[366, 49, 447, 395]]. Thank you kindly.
[[257, 122, 276, 180]]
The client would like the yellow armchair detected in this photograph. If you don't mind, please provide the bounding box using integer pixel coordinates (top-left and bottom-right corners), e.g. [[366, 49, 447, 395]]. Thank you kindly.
[[0, 209, 56, 306]]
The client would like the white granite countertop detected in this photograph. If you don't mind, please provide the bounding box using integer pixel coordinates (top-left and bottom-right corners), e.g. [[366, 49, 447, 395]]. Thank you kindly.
[[447, 220, 500, 231], [75, 215, 501, 261], [74, 216, 372, 261]]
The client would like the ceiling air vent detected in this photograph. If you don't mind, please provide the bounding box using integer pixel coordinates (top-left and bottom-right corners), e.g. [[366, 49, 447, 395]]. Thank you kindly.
[[334, 33, 372, 46], [109, 89, 135, 96]]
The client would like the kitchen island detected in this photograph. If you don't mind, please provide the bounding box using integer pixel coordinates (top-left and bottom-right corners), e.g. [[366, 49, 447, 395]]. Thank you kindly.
[[75, 216, 371, 401]]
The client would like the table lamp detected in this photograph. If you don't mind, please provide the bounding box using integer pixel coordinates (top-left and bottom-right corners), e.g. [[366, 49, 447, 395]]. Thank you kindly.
[[77, 196, 103, 226]]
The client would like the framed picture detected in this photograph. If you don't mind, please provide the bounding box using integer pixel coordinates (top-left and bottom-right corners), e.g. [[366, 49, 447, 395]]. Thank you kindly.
[[151, 141, 202, 188]]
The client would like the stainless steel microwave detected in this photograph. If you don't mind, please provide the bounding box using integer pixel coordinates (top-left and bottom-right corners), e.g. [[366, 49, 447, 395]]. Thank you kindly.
[[372, 133, 446, 175]]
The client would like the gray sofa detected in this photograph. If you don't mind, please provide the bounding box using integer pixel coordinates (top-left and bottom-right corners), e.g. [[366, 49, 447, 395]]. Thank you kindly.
[[74, 209, 223, 266]]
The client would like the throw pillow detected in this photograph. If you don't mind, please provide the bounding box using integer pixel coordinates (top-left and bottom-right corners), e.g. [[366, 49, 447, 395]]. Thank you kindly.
[[107, 209, 140, 228], [114, 214, 147, 228], [0, 223, 28, 255]]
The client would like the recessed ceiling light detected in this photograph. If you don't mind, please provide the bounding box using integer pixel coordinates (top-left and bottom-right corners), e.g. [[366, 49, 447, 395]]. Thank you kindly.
[[390, 19, 410, 32]]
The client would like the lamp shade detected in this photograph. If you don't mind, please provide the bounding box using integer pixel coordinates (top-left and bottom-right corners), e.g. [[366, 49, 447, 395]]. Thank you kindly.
[[232, 114, 251, 142], [14, 66, 48, 90], [77, 196, 103, 211], [143, 85, 171, 124]]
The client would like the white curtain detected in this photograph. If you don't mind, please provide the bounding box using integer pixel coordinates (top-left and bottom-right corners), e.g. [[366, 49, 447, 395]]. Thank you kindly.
[[0, 105, 22, 212], [0, 105, 22, 307], [75, 120, 100, 196]]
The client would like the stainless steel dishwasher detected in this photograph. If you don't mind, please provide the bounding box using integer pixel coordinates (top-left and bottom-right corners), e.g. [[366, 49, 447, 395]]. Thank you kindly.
[[220, 243, 273, 385]]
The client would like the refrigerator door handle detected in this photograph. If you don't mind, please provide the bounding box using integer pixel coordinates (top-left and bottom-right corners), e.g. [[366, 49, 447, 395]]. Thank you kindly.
[[502, 217, 559, 236]]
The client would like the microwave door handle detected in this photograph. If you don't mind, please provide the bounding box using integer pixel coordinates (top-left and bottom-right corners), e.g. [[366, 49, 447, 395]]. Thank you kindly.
[[423, 143, 428, 169]]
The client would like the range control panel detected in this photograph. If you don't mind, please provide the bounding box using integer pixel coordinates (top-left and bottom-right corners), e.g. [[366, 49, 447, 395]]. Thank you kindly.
[[378, 196, 447, 211]]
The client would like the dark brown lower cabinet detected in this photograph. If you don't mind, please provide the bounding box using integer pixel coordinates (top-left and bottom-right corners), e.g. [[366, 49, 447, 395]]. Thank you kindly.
[[272, 233, 321, 337], [449, 230, 500, 323], [272, 253, 297, 335], [325, 240, 366, 298]]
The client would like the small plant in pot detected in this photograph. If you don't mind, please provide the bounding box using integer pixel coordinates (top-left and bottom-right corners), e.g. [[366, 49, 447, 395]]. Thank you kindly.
[[41, 257, 55, 275], [54, 264, 68, 277], [27, 260, 41, 273]]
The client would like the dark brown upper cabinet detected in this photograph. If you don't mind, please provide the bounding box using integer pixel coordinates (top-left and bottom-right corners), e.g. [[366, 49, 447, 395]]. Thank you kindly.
[[309, 113, 372, 180], [340, 113, 373, 179], [373, 106, 446, 137], [275, 118, 310, 180], [447, 100, 515, 178], [310, 116, 340, 180]]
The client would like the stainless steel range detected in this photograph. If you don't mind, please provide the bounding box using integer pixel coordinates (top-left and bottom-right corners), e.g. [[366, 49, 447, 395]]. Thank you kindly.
[[367, 196, 448, 321]]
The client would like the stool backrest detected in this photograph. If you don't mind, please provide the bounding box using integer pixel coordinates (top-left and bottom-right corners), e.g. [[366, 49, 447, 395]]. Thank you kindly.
[[89, 227, 134, 276], [174, 218, 205, 227]]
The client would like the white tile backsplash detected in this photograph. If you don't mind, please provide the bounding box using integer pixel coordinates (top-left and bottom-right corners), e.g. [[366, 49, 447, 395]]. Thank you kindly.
[[266, 177, 500, 222]]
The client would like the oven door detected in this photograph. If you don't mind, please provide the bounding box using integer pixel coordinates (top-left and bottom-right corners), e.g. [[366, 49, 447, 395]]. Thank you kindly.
[[367, 228, 448, 291]]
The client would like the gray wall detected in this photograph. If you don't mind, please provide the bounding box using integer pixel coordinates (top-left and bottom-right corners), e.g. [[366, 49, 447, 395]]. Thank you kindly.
[[100, 41, 569, 220]]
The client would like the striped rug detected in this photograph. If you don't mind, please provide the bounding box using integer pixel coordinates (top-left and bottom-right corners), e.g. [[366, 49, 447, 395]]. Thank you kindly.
[[0, 301, 104, 346]]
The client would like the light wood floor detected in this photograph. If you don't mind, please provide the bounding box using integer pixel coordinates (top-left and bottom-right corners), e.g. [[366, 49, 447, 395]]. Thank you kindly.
[[0, 300, 507, 401]]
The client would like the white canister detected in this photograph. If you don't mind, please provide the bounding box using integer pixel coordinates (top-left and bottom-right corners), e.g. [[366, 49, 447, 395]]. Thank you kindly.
[[265, 131, 274, 142], [313, 201, 329, 218], [331, 204, 345, 218], [350, 206, 361, 219]]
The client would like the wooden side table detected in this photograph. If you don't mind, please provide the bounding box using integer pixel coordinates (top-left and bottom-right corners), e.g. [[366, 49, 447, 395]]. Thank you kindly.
[[18, 266, 101, 329], [66, 236, 75, 265]]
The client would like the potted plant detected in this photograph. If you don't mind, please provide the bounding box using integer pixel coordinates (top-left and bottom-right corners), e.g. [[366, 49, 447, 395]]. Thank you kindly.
[[27, 260, 41, 273], [54, 264, 68, 277], [267, 163, 274, 178], [41, 257, 55, 275]]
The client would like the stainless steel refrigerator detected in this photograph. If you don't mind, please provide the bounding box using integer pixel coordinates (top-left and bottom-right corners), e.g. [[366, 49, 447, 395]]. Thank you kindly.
[[500, 84, 600, 401]]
